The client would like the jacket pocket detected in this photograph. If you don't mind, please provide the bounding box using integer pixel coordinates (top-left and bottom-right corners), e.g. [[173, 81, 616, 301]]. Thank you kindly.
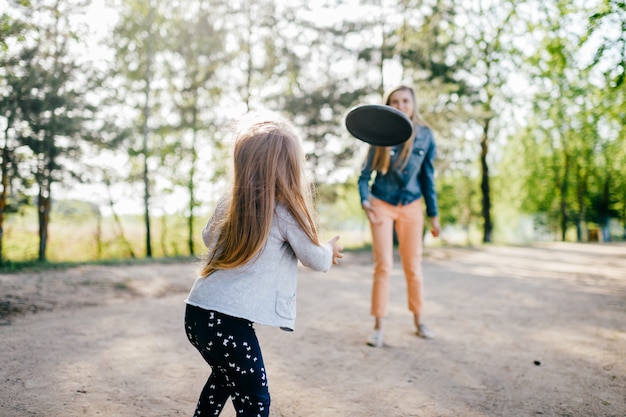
[[275, 292, 296, 319]]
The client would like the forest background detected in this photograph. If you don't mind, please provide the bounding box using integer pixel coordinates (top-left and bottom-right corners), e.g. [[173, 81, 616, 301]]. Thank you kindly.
[[0, 0, 624, 266]]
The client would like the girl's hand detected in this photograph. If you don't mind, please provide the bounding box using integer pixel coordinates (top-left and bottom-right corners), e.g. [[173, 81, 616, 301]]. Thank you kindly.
[[328, 235, 344, 265]]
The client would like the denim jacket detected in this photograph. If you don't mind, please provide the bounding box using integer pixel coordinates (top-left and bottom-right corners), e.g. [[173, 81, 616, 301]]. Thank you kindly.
[[358, 125, 439, 217]]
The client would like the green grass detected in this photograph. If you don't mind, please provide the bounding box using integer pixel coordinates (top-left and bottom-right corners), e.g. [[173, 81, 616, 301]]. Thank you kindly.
[[8, 197, 610, 274], [0, 255, 200, 274]]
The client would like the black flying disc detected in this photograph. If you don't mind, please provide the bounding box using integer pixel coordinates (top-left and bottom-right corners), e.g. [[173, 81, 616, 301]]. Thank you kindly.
[[345, 104, 414, 146]]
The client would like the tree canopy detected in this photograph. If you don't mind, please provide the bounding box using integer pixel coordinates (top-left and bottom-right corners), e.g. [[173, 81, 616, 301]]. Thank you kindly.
[[0, 0, 623, 262]]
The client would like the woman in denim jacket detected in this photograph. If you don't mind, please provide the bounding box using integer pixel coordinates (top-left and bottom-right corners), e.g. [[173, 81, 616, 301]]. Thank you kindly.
[[357, 85, 441, 347]]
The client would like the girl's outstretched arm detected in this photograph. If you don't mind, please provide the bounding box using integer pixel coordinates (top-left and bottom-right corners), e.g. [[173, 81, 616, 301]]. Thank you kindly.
[[328, 235, 344, 265]]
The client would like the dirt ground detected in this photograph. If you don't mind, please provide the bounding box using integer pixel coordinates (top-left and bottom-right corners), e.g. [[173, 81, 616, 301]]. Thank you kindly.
[[0, 242, 625, 417]]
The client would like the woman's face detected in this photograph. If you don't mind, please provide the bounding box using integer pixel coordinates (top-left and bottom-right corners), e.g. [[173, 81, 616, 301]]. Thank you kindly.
[[388, 89, 414, 118]]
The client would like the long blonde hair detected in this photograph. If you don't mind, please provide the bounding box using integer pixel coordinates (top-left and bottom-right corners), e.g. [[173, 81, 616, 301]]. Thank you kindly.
[[370, 85, 427, 174], [199, 112, 320, 277]]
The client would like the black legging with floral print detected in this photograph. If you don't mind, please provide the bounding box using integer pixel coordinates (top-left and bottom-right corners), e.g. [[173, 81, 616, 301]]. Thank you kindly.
[[185, 304, 270, 417]]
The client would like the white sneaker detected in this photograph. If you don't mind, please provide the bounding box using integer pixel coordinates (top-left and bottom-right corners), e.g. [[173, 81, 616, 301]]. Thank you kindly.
[[367, 330, 384, 347], [416, 324, 434, 340]]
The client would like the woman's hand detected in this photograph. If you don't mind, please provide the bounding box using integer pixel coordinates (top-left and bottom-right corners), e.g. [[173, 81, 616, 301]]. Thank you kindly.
[[328, 235, 344, 265], [430, 216, 441, 237], [362, 200, 382, 225]]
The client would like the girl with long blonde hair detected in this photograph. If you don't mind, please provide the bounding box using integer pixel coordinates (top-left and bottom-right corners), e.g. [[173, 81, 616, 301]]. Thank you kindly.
[[185, 112, 343, 417]]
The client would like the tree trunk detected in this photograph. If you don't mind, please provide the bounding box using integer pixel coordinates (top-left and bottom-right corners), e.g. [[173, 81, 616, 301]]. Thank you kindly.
[[243, 3, 253, 112], [560, 196, 567, 241], [378, 0, 386, 97], [559, 154, 570, 241], [95, 205, 102, 259], [623, 188, 626, 240], [600, 174, 611, 242], [105, 179, 135, 258], [142, 3, 154, 258], [480, 118, 492, 243], [160, 215, 168, 256], [574, 162, 588, 242], [187, 108, 198, 256], [143, 144, 152, 258], [0, 124, 10, 265], [37, 186, 51, 262]]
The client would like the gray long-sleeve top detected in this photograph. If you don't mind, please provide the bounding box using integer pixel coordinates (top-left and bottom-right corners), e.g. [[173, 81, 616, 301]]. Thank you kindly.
[[185, 198, 333, 331]]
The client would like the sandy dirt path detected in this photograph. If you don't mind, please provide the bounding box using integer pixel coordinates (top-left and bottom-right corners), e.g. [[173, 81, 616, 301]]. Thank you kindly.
[[1, 242, 625, 417]]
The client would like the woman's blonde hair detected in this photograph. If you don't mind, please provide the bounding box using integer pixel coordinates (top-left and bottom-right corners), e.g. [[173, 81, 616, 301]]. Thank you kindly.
[[199, 112, 320, 277], [370, 85, 427, 174]]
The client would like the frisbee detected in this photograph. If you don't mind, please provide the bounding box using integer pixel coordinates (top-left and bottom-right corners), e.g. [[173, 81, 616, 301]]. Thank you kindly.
[[345, 104, 414, 146]]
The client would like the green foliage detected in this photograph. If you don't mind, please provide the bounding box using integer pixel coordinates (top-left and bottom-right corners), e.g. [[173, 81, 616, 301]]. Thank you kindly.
[[282, 84, 370, 184], [511, 0, 626, 240], [2, 0, 110, 261], [585, 0, 626, 88], [0, 6, 29, 51], [2, 0, 625, 264], [437, 171, 481, 228]]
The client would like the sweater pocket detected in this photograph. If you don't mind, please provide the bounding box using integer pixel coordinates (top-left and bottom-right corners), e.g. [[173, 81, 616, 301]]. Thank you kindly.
[[275, 292, 296, 319]]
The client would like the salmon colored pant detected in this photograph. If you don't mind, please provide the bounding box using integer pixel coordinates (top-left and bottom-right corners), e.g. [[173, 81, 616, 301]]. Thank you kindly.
[[369, 197, 425, 318]]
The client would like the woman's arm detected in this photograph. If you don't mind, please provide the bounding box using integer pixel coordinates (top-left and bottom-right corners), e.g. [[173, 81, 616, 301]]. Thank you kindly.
[[417, 130, 438, 218], [357, 147, 375, 205]]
